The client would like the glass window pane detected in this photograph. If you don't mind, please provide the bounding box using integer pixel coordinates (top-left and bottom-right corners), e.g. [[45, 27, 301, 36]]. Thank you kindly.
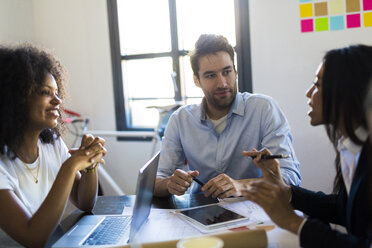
[[185, 97, 203, 105], [176, 0, 236, 51], [179, 56, 203, 98], [130, 99, 176, 128], [122, 57, 175, 99], [117, 0, 171, 55]]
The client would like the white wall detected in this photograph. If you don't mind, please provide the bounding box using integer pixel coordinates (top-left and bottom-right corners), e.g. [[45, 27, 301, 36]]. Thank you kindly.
[[249, 0, 372, 192], [30, 0, 153, 195], [0, 0, 34, 43], [1, 0, 371, 194]]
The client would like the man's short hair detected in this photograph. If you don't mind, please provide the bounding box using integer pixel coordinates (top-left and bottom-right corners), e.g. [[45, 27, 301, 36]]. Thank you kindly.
[[189, 34, 235, 78]]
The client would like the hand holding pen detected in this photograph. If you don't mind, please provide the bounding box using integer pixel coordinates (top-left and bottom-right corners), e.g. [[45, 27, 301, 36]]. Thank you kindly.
[[167, 169, 199, 196], [242, 149, 290, 160], [242, 148, 285, 183], [192, 177, 205, 187], [250, 154, 291, 159]]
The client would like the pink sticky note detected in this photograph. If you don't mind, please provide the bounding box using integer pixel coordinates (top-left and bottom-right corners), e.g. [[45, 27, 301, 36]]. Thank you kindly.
[[364, 0, 372, 11], [301, 19, 314, 32], [347, 14, 361, 28]]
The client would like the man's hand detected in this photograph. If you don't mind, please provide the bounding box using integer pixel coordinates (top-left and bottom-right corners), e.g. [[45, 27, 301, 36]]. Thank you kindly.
[[201, 174, 244, 199], [167, 169, 199, 196]]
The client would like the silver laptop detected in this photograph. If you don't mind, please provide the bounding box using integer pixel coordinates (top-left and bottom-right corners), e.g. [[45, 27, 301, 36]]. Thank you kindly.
[[52, 151, 160, 247]]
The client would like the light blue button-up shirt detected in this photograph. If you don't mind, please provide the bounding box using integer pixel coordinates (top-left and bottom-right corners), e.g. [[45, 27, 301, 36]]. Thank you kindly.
[[157, 92, 301, 193]]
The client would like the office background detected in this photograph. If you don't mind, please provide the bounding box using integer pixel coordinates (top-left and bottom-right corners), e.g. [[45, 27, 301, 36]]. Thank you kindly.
[[1, 0, 371, 195]]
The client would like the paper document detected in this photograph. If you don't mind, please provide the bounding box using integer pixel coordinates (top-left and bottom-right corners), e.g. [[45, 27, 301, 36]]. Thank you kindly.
[[219, 197, 270, 222], [137, 208, 203, 243]]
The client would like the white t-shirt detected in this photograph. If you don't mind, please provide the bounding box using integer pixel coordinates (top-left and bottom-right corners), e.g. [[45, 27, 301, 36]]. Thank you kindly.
[[0, 138, 70, 246], [209, 114, 228, 134]]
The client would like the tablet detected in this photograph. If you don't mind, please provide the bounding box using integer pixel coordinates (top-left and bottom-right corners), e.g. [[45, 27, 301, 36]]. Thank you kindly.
[[178, 204, 249, 229]]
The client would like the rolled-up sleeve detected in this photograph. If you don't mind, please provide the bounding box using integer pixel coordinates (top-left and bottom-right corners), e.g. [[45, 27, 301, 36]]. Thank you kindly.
[[260, 98, 301, 186], [157, 113, 185, 178]]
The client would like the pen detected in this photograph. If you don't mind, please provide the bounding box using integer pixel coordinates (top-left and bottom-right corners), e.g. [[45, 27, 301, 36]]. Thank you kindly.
[[192, 177, 205, 187], [250, 154, 291, 159]]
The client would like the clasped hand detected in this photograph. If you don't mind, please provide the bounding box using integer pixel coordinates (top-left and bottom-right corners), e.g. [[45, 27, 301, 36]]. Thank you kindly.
[[68, 134, 107, 172]]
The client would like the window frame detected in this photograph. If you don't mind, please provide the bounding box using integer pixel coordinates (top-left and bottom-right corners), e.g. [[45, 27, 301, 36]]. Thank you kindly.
[[107, 0, 252, 140]]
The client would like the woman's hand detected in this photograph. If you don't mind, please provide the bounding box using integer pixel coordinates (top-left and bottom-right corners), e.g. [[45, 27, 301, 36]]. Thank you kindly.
[[242, 179, 303, 233], [241, 148, 303, 233], [79, 134, 106, 165], [242, 148, 283, 185], [68, 134, 107, 172]]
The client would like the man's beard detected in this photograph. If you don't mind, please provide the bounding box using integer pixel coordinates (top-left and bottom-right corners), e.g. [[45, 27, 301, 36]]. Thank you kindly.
[[206, 84, 237, 111]]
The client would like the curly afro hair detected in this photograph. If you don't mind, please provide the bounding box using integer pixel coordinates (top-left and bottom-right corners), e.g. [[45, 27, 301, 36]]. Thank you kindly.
[[0, 44, 67, 158]]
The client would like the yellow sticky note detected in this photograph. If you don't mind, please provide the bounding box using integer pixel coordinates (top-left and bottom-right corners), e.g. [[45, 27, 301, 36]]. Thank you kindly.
[[364, 12, 372, 27], [329, 0, 344, 15], [300, 3, 313, 18]]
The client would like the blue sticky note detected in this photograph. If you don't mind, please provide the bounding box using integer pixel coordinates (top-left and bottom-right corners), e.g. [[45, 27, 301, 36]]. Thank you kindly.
[[300, 0, 312, 2], [330, 16, 344, 30]]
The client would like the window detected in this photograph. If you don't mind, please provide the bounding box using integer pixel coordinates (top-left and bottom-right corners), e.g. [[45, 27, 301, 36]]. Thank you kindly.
[[107, 0, 251, 139]]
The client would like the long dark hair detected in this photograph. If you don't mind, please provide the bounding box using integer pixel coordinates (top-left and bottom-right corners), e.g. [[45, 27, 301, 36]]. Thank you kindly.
[[0, 44, 67, 159], [321, 45, 372, 192]]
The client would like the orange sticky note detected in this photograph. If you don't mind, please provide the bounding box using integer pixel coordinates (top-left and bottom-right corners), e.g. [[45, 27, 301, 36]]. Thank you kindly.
[[346, 0, 360, 12], [314, 2, 328, 16]]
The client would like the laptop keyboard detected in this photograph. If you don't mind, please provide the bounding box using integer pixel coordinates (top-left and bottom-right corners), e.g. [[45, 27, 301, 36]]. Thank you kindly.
[[82, 216, 131, 246]]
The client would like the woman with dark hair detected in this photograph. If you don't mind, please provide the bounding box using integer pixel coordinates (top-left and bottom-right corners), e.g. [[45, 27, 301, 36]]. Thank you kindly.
[[242, 44, 372, 247], [0, 44, 106, 247]]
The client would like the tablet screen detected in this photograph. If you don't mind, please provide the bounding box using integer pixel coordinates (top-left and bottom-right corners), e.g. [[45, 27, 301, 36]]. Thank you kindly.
[[179, 204, 247, 227]]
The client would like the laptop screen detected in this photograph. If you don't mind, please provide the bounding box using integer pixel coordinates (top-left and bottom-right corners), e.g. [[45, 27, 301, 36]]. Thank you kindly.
[[129, 151, 160, 241]]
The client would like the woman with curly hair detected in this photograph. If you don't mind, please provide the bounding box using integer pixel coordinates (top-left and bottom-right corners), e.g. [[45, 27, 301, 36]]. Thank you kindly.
[[242, 44, 372, 247], [0, 44, 106, 247]]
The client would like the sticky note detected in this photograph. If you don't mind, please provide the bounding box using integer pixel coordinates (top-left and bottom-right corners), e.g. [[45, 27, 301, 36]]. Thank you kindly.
[[346, 13, 361, 28], [315, 17, 329, 31], [330, 16, 345, 30], [300, 3, 313, 18], [300, 0, 312, 2], [364, 0, 372, 11], [315, 2, 328, 16], [329, 0, 344, 15], [346, 0, 360, 12], [364, 12, 372, 27], [301, 19, 314, 32]]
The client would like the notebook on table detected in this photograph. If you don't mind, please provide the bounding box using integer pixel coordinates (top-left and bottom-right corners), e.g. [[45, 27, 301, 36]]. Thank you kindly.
[[52, 151, 160, 247]]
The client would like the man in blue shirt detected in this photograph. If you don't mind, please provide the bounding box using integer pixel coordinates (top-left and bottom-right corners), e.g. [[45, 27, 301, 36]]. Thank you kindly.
[[154, 34, 300, 198]]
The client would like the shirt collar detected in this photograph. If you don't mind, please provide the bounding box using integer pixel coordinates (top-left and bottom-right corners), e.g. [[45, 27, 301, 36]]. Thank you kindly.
[[337, 126, 369, 155], [199, 93, 244, 121]]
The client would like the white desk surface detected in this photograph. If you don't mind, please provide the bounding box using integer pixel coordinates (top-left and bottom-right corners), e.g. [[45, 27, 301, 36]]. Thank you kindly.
[[124, 197, 299, 247]]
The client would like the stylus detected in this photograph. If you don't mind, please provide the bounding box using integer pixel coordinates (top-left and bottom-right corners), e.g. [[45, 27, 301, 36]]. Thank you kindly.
[[193, 177, 205, 187], [250, 154, 291, 159]]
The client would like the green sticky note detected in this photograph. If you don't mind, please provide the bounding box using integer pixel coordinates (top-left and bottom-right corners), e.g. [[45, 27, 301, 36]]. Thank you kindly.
[[315, 17, 329, 31]]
